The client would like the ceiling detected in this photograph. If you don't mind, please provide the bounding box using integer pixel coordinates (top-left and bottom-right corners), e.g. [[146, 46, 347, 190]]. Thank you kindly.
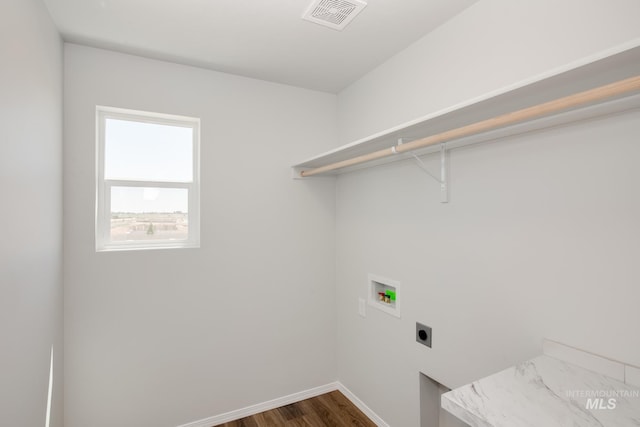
[[43, 0, 477, 93]]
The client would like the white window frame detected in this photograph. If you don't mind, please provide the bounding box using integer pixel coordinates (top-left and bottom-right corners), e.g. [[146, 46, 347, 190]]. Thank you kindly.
[[96, 106, 200, 251]]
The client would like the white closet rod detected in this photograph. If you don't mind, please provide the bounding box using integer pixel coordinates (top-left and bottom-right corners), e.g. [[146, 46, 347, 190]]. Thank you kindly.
[[299, 75, 640, 177]]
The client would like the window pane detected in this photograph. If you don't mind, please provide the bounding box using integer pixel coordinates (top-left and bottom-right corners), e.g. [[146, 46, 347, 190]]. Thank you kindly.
[[110, 187, 188, 242], [105, 118, 193, 182]]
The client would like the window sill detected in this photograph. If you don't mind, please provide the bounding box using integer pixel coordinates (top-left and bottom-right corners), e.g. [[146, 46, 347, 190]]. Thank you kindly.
[[96, 241, 200, 252]]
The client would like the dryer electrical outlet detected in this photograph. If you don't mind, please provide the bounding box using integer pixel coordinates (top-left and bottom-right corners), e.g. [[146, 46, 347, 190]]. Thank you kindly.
[[416, 322, 432, 348]]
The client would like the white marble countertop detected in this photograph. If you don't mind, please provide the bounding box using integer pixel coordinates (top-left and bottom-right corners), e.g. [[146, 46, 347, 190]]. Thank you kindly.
[[441, 355, 640, 427]]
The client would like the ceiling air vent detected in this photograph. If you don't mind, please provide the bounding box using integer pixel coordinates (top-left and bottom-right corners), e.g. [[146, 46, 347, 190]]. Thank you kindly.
[[302, 0, 367, 31]]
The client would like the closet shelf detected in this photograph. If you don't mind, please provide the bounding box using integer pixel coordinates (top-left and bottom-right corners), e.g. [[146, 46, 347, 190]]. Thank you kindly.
[[292, 43, 640, 179]]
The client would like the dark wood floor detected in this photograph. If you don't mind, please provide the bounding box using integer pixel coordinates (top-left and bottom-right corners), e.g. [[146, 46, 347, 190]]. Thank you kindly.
[[214, 390, 376, 427]]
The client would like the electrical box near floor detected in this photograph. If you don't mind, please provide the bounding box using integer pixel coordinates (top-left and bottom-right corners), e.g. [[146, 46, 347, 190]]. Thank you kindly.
[[368, 274, 400, 318]]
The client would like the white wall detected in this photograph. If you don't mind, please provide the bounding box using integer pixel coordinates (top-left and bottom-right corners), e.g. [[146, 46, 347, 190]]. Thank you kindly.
[[334, 1, 640, 426], [0, 1, 63, 427], [64, 44, 337, 427], [338, 0, 640, 143]]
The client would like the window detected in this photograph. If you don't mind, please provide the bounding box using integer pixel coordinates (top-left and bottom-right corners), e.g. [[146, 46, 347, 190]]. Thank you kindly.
[[96, 107, 200, 251]]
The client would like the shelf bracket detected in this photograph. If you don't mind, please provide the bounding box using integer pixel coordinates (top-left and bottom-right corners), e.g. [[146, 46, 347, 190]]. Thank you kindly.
[[400, 138, 448, 203]]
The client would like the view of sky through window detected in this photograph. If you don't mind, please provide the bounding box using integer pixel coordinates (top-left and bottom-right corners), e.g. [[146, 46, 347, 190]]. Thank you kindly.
[[111, 187, 188, 213], [105, 118, 193, 182]]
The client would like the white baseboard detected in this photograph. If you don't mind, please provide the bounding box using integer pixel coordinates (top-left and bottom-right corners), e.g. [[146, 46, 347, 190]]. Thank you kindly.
[[175, 382, 339, 427], [337, 383, 390, 427], [175, 381, 388, 427]]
